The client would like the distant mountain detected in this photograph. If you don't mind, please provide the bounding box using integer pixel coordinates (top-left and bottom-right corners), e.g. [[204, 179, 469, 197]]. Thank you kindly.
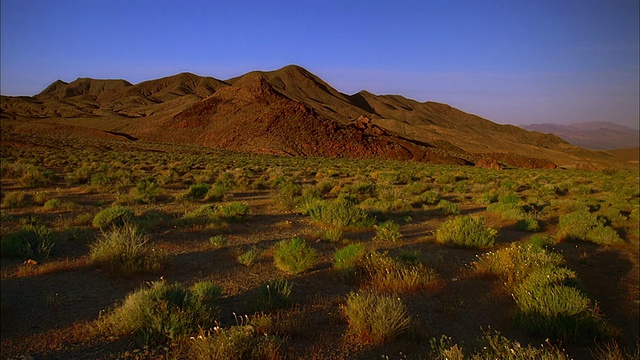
[[0, 65, 622, 169], [520, 122, 639, 150]]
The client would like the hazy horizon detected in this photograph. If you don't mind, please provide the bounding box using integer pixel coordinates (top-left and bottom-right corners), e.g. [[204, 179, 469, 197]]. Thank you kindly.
[[1, 0, 638, 130]]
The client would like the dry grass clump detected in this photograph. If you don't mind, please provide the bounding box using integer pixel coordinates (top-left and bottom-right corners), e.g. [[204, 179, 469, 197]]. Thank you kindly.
[[101, 280, 221, 345], [360, 252, 439, 294], [89, 222, 167, 276], [0, 224, 55, 260], [342, 290, 410, 344]]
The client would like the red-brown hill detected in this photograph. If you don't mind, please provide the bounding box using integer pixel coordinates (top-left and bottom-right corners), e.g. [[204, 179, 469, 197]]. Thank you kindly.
[[0, 65, 622, 168]]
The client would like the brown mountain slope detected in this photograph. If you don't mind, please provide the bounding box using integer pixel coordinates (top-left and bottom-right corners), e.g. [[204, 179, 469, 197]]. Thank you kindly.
[[137, 72, 469, 164], [0, 65, 622, 168]]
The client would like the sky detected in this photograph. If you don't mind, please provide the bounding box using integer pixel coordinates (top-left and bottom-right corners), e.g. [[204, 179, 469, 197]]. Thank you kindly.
[[1, 0, 638, 129]]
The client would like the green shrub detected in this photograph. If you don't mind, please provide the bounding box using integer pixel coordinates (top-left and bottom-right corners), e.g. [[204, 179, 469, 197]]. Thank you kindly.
[[322, 228, 344, 243], [0, 224, 55, 260], [342, 290, 410, 344], [209, 235, 228, 247], [273, 237, 317, 274], [527, 235, 554, 249], [515, 216, 541, 232], [486, 202, 526, 220], [499, 191, 520, 204], [256, 279, 293, 311], [89, 223, 166, 276], [308, 198, 374, 229], [333, 244, 366, 282], [361, 252, 438, 294], [436, 216, 496, 248], [236, 247, 259, 267], [205, 181, 231, 201], [216, 201, 249, 219], [295, 187, 324, 215], [474, 243, 609, 343], [373, 220, 402, 242], [416, 190, 441, 205], [513, 268, 608, 342], [557, 208, 623, 245], [470, 331, 571, 360], [132, 178, 159, 204], [102, 280, 220, 345], [475, 190, 498, 205], [473, 243, 564, 284], [19, 166, 57, 188], [436, 199, 461, 215], [1, 191, 28, 208], [275, 181, 302, 211], [184, 182, 210, 200], [92, 206, 134, 229]]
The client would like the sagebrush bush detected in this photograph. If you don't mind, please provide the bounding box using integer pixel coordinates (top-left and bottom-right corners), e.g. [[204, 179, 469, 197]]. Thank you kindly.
[[184, 182, 210, 200], [361, 252, 438, 294], [1, 191, 28, 208], [436, 216, 496, 248], [342, 290, 410, 344], [373, 220, 402, 242], [255, 279, 293, 311], [102, 280, 220, 345], [216, 201, 249, 219], [308, 198, 374, 229], [557, 208, 623, 245], [92, 205, 134, 229], [189, 324, 284, 360], [89, 223, 166, 276], [273, 237, 317, 274], [515, 216, 541, 232], [0, 224, 55, 260], [474, 243, 610, 343], [236, 247, 259, 267], [436, 199, 461, 215], [333, 244, 366, 282]]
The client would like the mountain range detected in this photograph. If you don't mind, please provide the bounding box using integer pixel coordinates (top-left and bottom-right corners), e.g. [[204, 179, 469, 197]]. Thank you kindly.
[[520, 122, 639, 151], [0, 65, 628, 169]]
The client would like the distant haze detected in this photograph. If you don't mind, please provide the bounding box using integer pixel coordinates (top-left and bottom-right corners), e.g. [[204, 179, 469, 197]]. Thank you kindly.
[[1, 1, 638, 130], [521, 121, 639, 150]]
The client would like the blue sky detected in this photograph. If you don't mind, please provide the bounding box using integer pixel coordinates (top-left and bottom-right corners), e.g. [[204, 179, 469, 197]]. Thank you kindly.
[[1, 0, 638, 129]]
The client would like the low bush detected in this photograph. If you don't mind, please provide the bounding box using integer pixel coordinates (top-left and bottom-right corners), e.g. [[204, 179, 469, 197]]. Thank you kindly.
[[189, 324, 284, 360], [361, 252, 438, 294], [333, 244, 366, 282], [322, 228, 344, 243], [273, 237, 317, 275], [209, 235, 228, 247], [236, 247, 259, 267], [308, 198, 374, 229], [342, 290, 410, 344], [372, 220, 402, 242], [256, 279, 293, 311], [557, 208, 623, 245], [184, 182, 210, 200], [435, 199, 461, 215], [216, 201, 249, 219], [474, 243, 610, 343], [102, 280, 220, 345], [89, 223, 166, 276], [0, 224, 55, 260], [436, 216, 496, 248], [1, 191, 28, 208], [515, 216, 541, 232], [92, 205, 134, 229]]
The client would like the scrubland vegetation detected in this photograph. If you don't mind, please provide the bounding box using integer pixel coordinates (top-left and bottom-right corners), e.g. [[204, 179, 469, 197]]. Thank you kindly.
[[1, 135, 638, 359]]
